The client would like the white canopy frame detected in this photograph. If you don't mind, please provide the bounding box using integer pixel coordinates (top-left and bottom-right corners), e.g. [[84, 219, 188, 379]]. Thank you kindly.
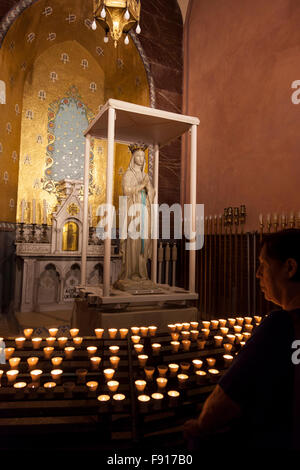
[[82, 99, 200, 298]]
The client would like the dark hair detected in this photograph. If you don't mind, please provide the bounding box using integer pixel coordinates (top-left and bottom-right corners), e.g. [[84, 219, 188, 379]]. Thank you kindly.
[[261, 229, 300, 282]]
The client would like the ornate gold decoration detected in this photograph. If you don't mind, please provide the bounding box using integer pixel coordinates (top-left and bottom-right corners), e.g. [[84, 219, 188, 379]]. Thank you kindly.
[[67, 203, 79, 216], [92, 0, 141, 47], [129, 143, 148, 153]]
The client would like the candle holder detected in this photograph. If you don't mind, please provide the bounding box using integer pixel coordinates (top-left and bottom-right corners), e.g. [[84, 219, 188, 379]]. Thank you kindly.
[[69, 328, 79, 338], [63, 381, 75, 399], [41, 223, 49, 243], [218, 319, 227, 328], [7, 369, 19, 385], [197, 339, 206, 350], [181, 331, 190, 340], [138, 394, 150, 412], [190, 321, 199, 329], [233, 325, 242, 333], [64, 346, 75, 360], [151, 392, 164, 410], [109, 356, 120, 369], [192, 359, 203, 370], [236, 317, 244, 326], [131, 326, 140, 335], [94, 328, 104, 339], [202, 321, 210, 329], [90, 356, 102, 371], [182, 322, 190, 331], [51, 369, 63, 384], [86, 381, 98, 394], [43, 346, 54, 359], [227, 318, 236, 327], [201, 328, 210, 339], [97, 394, 111, 412], [46, 337, 56, 347], [244, 324, 253, 333], [156, 377, 168, 391], [51, 357, 63, 367], [168, 324, 176, 333], [73, 336, 83, 347], [168, 390, 180, 407], [87, 346, 98, 358], [119, 328, 128, 339], [58, 337, 68, 349], [109, 346, 120, 355], [148, 326, 157, 337], [223, 354, 234, 368], [137, 354, 148, 367], [254, 316, 262, 325], [206, 357, 216, 368], [226, 334, 235, 345], [242, 332, 251, 341], [180, 362, 190, 372], [190, 330, 199, 341], [234, 333, 243, 344], [157, 365, 168, 377], [14, 381, 27, 399], [107, 380, 119, 393], [196, 370, 207, 385], [43, 381, 56, 398], [223, 342, 233, 353], [140, 327, 148, 337], [5, 347, 15, 360], [214, 335, 223, 347], [151, 343, 161, 356], [211, 320, 219, 330], [171, 332, 180, 341], [177, 374, 189, 388], [135, 380, 147, 393], [32, 337, 42, 350], [144, 366, 155, 382], [131, 335, 141, 344], [244, 317, 253, 325], [181, 340, 191, 352], [23, 328, 33, 339], [170, 341, 180, 353], [28, 223, 36, 243], [208, 368, 220, 383], [104, 368, 115, 381], [112, 393, 125, 412], [134, 344, 144, 354], [9, 357, 21, 370], [30, 369, 42, 385], [108, 328, 118, 339], [17, 222, 25, 242], [220, 327, 229, 336], [168, 363, 179, 377], [27, 357, 39, 371]]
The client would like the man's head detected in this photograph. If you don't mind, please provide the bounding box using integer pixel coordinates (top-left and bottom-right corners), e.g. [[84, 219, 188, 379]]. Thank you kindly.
[[256, 229, 300, 306]]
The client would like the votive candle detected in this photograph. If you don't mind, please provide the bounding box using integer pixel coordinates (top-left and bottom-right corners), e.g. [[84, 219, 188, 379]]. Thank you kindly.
[[23, 328, 33, 339]]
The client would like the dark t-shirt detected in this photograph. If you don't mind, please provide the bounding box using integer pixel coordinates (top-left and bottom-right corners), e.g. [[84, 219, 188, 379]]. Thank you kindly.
[[219, 309, 296, 449]]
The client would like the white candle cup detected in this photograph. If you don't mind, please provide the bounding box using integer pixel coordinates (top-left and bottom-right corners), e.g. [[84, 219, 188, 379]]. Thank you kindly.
[[244, 324, 254, 333], [236, 317, 244, 326], [244, 317, 253, 325], [196, 370, 207, 385], [138, 394, 150, 412], [218, 319, 227, 328], [168, 363, 179, 377], [23, 328, 33, 339], [223, 354, 234, 367], [206, 357, 216, 367], [112, 393, 125, 411], [119, 328, 128, 339], [171, 332, 180, 341], [214, 335, 223, 347], [156, 377, 168, 391], [64, 346, 75, 360], [175, 323, 183, 332], [180, 362, 190, 372], [171, 341, 180, 353], [140, 327, 148, 337], [243, 332, 251, 342], [202, 321, 210, 329], [148, 326, 157, 337], [44, 381, 56, 398], [223, 343, 233, 353], [134, 344, 144, 354], [27, 357, 39, 370], [177, 374, 189, 388], [192, 359, 203, 370], [197, 339, 206, 350], [58, 337, 68, 349], [7, 369, 19, 385], [235, 333, 243, 344], [226, 334, 236, 345], [157, 365, 168, 377], [254, 316, 262, 325], [190, 321, 199, 329], [87, 346, 98, 357], [168, 324, 176, 332], [240, 341, 246, 347], [220, 327, 229, 336], [76, 368, 87, 384], [73, 336, 83, 347], [32, 338, 42, 350], [181, 331, 190, 340], [233, 325, 242, 333], [168, 390, 180, 407], [131, 326, 140, 335], [51, 369, 63, 384], [131, 335, 141, 344], [109, 346, 120, 355], [135, 379, 147, 392], [137, 354, 148, 367], [70, 328, 79, 338], [48, 328, 58, 337], [182, 322, 190, 331], [211, 320, 219, 330], [181, 340, 191, 352], [90, 356, 101, 371], [94, 328, 104, 339], [14, 381, 27, 398], [107, 380, 119, 393], [151, 343, 161, 356], [104, 368, 115, 381], [43, 346, 54, 359], [109, 356, 120, 369], [51, 357, 63, 367], [46, 337, 56, 347], [144, 366, 155, 381], [108, 328, 118, 339], [208, 368, 220, 383], [227, 318, 236, 327], [201, 328, 210, 339], [30, 369, 43, 384], [9, 357, 21, 370], [190, 330, 199, 341], [86, 381, 98, 393], [151, 392, 164, 410], [97, 394, 110, 412]]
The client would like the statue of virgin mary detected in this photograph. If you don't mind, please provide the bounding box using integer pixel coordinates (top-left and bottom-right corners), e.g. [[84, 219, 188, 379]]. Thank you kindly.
[[114, 144, 156, 292]]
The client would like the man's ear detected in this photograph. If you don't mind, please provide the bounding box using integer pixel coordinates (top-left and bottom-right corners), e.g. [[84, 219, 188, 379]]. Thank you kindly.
[[286, 258, 298, 279]]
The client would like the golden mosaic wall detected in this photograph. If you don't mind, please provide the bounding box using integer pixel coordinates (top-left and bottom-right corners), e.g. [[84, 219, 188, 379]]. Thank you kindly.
[[0, 0, 149, 224]]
